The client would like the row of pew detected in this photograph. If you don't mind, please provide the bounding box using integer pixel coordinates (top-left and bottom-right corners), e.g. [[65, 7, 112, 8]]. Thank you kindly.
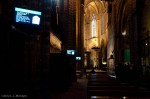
[[87, 72, 150, 99]]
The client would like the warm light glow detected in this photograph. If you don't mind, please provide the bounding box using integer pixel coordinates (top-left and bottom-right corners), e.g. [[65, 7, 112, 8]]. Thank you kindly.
[[50, 32, 62, 50], [122, 96, 127, 99], [145, 43, 148, 46], [122, 30, 126, 36], [102, 62, 107, 65]]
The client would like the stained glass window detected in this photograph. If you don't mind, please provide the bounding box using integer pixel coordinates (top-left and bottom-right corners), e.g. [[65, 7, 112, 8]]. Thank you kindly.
[[92, 14, 96, 37]]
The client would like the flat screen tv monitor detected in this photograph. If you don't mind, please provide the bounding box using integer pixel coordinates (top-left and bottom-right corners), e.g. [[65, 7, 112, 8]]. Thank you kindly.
[[14, 7, 42, 26], [67, 50, 75, 55], [76, 56, 81, 61]]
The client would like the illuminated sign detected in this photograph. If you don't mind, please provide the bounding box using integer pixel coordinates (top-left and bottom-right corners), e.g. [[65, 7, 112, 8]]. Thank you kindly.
[[15, 7, 42, 25]]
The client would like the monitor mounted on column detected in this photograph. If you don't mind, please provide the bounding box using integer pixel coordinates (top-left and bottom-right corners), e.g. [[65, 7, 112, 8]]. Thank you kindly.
[[14, 7, 42, 26], [76, 56, 81, 61], [66, 50, 76, 56]]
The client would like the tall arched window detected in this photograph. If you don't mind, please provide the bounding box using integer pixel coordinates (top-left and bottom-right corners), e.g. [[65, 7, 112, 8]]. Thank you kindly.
[[101, 15, 104, 34], [92, 14, 96, 37]]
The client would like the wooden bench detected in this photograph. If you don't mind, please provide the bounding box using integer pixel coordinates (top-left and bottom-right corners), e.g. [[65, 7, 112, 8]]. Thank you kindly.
[[88, 82, 130, 87], [87, 71, 150, 98], [87, 85, 137, 90], [76, 70, 82, 78], [87, 89, 150, 97]]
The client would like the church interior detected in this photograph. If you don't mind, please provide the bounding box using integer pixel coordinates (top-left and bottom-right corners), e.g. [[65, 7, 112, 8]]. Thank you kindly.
[[0, 0, 150, 98]]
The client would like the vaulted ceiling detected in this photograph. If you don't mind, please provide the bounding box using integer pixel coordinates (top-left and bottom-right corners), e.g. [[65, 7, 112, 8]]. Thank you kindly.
[[84, 0, 107, 23]]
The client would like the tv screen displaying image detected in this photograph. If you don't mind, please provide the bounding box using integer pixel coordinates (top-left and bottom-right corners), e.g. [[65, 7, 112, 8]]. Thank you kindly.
[[76, 56, 81, 60], [14, 7, 42, 25], [67, 50, 75, 55]]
